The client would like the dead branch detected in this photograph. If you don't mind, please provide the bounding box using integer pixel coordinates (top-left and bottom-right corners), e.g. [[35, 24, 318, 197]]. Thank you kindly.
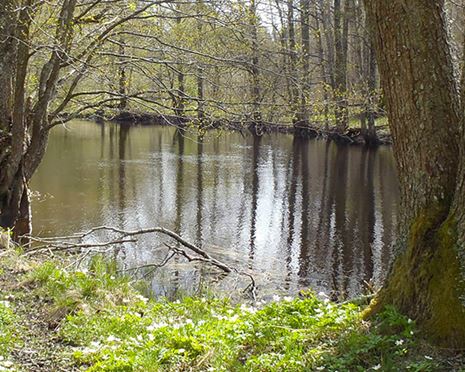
[[23, 225, 256, 297]]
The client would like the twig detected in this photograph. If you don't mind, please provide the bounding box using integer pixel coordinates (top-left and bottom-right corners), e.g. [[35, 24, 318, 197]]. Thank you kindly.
[[23, 225, 257, 297], [118, 251, 176, 274]]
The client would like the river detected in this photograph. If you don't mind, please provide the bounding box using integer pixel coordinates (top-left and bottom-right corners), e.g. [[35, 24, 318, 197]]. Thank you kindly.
[[31, 120, 399, 300]]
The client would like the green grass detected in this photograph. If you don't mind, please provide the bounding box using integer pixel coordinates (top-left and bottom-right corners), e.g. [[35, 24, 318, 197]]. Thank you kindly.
[[0, 300, 15, 367], [0, 250, 461, 371], [27, 259, 430, 371]]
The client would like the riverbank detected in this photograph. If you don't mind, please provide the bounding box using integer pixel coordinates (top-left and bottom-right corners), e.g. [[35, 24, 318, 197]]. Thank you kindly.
[[0, 243, 463, 371], [89, 111, 392, 145]]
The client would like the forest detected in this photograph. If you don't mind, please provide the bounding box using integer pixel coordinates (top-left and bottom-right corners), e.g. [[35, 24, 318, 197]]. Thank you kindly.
[[1, 0, 465, 371]]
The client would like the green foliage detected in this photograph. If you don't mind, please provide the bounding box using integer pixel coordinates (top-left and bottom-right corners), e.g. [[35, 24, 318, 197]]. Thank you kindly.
[[24, 261, 424, 371], [0, 257, 445, 371], [0, 301, 15, 356], [0, 299, 17, 369], [28, 255, 132, 311]]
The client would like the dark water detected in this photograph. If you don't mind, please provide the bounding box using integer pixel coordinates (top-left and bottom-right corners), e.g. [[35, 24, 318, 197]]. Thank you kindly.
[[31, 120, 399, 299]]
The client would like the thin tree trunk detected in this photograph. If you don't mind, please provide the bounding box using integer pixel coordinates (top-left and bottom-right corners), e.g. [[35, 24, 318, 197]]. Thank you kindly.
[[320, 0, 335, 89], [250, 0, 262, 127], [315, 2, 330, 131], [0, 0, 16, 133], [174, 4, 185, 120], [365, 40, 378, 145], [196, 0, 205, 126], [118, 37, 128, 112], [334, 0, 350, 133], [298, 0, 311, 128], [287, 0, 300, 122]]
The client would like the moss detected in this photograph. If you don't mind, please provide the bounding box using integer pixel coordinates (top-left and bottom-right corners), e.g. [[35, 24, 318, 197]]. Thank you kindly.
[[424, 215, 465, 347], [363, 205, 465, 348]]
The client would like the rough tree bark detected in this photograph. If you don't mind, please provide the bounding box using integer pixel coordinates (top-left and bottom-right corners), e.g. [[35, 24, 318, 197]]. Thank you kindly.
[[363, 0, 465, 347]]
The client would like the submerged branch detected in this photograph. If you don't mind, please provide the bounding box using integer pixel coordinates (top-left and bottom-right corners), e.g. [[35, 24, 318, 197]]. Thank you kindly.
[[23, 225, 256, 297]]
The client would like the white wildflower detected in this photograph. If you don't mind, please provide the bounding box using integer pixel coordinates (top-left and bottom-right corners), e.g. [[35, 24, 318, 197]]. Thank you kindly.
[[147, 321, 167, 331], [395, 339, 404, 346], [372, 364, 381, 370], [283, 296, 293, 302], [81, 347, 97, 355], [272, 295, 281, 302], [134, 294, 148, 303], [106, 335, 120, 343], [424, 355, 433, 360]]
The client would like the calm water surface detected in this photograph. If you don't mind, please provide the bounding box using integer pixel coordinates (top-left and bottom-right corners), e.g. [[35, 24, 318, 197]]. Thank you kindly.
[[31, 120, 399, 299]]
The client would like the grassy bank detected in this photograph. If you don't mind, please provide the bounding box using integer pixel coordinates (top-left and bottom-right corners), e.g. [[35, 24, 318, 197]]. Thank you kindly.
[[0, 248, 463, 371]]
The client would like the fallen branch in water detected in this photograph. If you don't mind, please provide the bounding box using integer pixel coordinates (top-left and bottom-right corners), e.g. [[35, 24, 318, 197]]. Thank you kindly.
[[163, 243, 256, 299], [23, 226, 256, 298], [25, 226, 230, 272]]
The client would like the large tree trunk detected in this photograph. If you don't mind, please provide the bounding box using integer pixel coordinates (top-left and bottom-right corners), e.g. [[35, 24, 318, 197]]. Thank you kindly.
[[364, 0, 465, 347]]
